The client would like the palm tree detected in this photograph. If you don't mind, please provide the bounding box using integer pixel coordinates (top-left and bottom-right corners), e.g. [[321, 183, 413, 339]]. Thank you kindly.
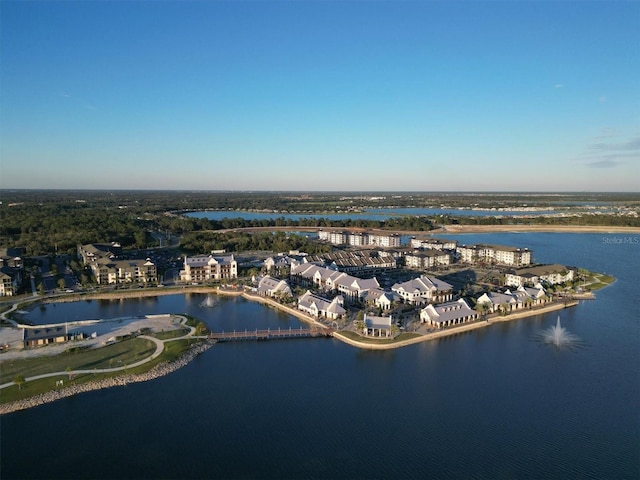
[[475, 302, 489, 320]]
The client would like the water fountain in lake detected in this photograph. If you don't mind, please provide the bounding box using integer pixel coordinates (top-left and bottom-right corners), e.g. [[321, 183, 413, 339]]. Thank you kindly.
[[199, 296, 218, 308], [537, 316, 582, 350]]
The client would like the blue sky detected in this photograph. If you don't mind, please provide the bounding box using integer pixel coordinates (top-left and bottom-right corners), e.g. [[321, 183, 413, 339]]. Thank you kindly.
[[1, 0, 638, 191]]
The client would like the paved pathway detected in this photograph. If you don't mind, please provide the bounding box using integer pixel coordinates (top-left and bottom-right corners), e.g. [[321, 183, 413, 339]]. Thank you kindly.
[[0, 316, 201, 390]]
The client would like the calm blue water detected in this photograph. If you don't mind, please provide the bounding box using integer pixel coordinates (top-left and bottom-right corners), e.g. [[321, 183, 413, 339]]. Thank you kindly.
[[186, 207, 557, 222], [2, 233, 639, 479]]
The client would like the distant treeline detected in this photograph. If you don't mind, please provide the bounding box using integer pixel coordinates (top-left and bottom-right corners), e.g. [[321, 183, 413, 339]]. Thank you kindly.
[[1, 190, 638, 256], [180, 231, 333, 255], [3, 189, 638, 214]]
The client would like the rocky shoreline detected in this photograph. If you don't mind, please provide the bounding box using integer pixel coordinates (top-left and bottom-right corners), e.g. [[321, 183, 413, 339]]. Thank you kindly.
[[0, 340, 214, 415]]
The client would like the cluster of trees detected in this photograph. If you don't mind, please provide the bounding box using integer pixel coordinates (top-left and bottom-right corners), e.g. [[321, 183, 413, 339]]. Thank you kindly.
[[1, 202, 150, 255], [2, 190, 638, 257], [181, 231, 332, 254], [156, 214, 435, 232], [445, 214, 640, 227]]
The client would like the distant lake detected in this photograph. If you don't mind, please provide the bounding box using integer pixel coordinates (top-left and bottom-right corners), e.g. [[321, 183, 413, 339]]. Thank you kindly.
[[186, 207, 559, 222], [2, 233, 639, 479]]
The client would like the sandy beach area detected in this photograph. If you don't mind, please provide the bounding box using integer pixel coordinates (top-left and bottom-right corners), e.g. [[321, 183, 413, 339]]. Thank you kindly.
[[429, 225, 640, 234], [214, 224, 640, 236]]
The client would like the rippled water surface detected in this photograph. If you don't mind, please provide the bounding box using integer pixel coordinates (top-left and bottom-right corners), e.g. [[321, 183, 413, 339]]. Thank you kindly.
[[2, 234, 638, 479]]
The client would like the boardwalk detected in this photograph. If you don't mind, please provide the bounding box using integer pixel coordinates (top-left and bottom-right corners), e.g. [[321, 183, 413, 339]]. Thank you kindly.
[[209, 327, 333, 342]]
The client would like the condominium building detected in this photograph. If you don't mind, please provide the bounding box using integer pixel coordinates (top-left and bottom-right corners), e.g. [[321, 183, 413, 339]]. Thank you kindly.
[[180, 254, 238, 283]]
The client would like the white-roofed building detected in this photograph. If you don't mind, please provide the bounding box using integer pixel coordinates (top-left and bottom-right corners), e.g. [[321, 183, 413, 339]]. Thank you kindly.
[[333, 276, 381, 302], [254, 275, 292, 298], [263, 255, 296, 273], [291, 262, 382, 303], [363, 314, 394, 337], [364, 289, 396, 310], [180, 254, 237, 283], [505, 264, 574, 287], [297, 291, 346, 320], [392, 275, 453, 304], [420, 299, 478, 328]]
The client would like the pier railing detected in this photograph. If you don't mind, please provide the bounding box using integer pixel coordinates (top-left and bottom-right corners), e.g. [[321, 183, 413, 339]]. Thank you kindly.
[[209, 326, 334, 342]]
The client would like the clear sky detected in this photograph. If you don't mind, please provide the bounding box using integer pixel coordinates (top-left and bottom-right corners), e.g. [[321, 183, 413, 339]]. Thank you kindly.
[[1, 0, 638, 192]]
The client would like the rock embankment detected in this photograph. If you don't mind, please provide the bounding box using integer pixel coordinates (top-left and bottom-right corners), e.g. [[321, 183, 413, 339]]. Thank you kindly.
[[0, 341, 214, 415]]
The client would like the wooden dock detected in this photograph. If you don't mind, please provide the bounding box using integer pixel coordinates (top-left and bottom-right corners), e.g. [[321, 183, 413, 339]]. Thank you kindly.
[[209, 326, 334, 342]]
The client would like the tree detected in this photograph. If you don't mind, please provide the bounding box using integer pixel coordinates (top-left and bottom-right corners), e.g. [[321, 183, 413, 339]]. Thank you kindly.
[[195, 322, 208, 336], [13, 375, 25, 390], [475, 302, 489, 320], [355, 311, 365, 332], [135, 231, 147, 248]]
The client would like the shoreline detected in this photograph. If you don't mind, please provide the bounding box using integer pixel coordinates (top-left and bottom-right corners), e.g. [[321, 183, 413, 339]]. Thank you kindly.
[[0, 288, 593, 414], [210, 224, 640, 235], [333, 300, 578, 350], [429, 225, 640, 234], [0, 341, 213, 415]]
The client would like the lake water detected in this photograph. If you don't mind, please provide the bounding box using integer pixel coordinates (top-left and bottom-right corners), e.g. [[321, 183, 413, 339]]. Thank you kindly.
[[2, 233, 639, 479], [186, 206, 558, 222]]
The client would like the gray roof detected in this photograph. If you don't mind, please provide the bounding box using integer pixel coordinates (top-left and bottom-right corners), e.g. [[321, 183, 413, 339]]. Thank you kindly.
[[364, 315, 392, 329], [511, 264, 571, 276], [392, 275, 453, 294], [421, 299, 476, 324]]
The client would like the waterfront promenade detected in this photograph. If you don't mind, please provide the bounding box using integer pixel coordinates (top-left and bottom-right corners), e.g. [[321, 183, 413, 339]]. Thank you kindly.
[[0, 286, 588, 414]]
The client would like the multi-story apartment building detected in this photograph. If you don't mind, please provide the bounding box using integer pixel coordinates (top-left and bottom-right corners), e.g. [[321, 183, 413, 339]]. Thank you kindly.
[[457, 244, 532, 266], [505, 264, 575, 287], [0, 270, 18, 296], [180, 254, 238, 283], [0, 248, 24, 296], [318, 230, 401, 248], [368, 233, 401, 248], [410, 237, 458, 251], [93, 258, 157, 285], [404, 249, 451, 269], [78, 243, 156, 285], [77, 242, 122, 264]]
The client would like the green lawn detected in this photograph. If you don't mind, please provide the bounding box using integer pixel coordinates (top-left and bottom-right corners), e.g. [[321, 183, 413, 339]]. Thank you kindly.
[[153, 328, 190, 340], [0, 338, 200, 405], [588, 273, 615, 290], [0, 338, 156, 384]]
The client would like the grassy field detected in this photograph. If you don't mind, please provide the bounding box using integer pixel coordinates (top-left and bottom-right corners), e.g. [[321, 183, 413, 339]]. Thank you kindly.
[[579, 270, 616, 291], [0, 338, 157, 383], [588, 273, 615, 290], [0, 337, 200, 404], [153, 328, 191, 340]]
